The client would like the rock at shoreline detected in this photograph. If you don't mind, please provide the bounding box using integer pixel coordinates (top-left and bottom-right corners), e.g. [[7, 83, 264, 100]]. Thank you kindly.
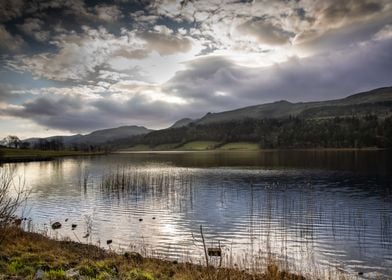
[[51, 222, 62, 230], [34, 269, 44, 279], [65, 268, 80, 278]]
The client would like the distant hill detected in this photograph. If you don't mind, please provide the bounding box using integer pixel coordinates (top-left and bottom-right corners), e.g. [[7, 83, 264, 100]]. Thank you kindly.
[[193, 87, 392, 125], [23, 87, 392, 150], [125, 86, 392, 150], [170, 118, 195, 128], [76, 126, 152, 144], [25, 125, 152, 146]]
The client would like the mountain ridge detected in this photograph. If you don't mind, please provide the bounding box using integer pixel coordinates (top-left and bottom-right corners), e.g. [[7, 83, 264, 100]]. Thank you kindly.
[[24, 125, 152, 146], [193, 87, 392, 125], [23, 86, 392, 148]]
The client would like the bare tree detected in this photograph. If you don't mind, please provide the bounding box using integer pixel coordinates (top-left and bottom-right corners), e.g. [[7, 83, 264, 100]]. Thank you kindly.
[[0, 166, 29, 241], [2, 135, 21, 149]]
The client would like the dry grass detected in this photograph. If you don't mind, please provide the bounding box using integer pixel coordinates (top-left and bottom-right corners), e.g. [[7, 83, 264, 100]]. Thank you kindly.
[[0, 227, 306, 280]]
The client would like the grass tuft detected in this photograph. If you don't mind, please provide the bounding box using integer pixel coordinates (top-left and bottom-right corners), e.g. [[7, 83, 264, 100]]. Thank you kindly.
[[0, 227, 308, 280]]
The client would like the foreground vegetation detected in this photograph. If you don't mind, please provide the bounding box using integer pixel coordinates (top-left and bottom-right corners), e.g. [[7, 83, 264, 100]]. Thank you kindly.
[[0, 227, 305, 280], [0, 148, 105, 163]]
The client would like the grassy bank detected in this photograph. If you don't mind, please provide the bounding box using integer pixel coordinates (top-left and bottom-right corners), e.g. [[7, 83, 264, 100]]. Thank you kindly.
[[218, 142, 260, 150], [124, 142, 386, 152], [127, 141, 256, 151], [0, 227, 304, 280], [0, 148, 105, 163]]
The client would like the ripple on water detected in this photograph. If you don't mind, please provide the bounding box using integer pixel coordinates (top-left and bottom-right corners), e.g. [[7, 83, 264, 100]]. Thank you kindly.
[[11, 154, 392, 278]]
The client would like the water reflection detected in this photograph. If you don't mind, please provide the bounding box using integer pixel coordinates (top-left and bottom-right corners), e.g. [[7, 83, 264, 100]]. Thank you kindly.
[[7, 150, 392, 279]]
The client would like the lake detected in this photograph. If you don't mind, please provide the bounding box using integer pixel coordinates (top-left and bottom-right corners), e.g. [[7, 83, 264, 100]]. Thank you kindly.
[[7, 150, 392, 279]]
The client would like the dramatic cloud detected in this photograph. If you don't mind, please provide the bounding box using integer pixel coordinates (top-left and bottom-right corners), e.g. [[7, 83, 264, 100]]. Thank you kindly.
[[236, 19, 293, 46], [5, 25, 197, 83], [0, 83, 187, 131], [165, 37, 392, 108], [94, 4, 123, 22], [0, 84, 22, 102], [0, 0, 25, 22], [0, 0, 391, 137], [138, 27, 192, 55], [17, 18, 50, 42], [0, 24, 24, 51]]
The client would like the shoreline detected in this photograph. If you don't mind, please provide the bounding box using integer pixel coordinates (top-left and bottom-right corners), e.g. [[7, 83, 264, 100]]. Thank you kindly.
[[0, 148, 107, 163], [119, 147, 388, 153], [0, 227, 305, 280], [1, 147, 388, 164]]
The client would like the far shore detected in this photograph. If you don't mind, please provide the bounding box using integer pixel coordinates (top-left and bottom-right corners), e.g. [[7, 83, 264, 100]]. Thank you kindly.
[[0, 148, 106, 163], [119, 147, 386, 152], [1, 145, 388, 164], [119, 144, 387, 153]]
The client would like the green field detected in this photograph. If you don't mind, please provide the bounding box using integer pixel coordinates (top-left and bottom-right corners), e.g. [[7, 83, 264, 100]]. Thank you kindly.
[[126, 142, 262, 151], [153, 143, 181, 150], [219, 142, 260, 150], [128, 144, 151, 151], [177, 141, 220, 150]]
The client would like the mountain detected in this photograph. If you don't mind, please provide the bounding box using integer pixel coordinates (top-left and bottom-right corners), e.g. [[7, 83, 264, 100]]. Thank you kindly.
[[170, 118, 195, 128], [130, 86, 392, 150], [193, 87, 392, 125], [76, 126, 152, 144], [25, 125, 152, 146], [23, 87, 392, 150]]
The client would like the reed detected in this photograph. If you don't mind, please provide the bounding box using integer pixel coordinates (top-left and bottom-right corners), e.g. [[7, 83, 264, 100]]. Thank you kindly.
[[99, 166, 193, 197]]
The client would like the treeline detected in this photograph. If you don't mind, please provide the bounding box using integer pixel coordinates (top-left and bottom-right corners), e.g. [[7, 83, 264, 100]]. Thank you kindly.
[[1, 136, 110, 153], [4, 115, 392, 151], [128, 115, 392, 149], [33, 139, 109, 152]]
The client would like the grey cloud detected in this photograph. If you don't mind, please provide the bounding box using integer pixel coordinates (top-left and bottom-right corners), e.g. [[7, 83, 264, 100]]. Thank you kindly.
[[2, 91, 185, 132], [130, 10, 159, 25], [0, 24, 24, 52], [22, 97, 82, 116], [2, 95, 109, 131], [237, 19, 294, 45], [294, 0, 391, 44], [0, 84, 21, 102], [93, 94, 177, 120], [319, 0, 383, 22], [0, 0, 25, 22], [374, 24, 392, 40], [165, 38, 392, 107], [6, 24, 194, 82], [3, 38, 392, 132], [112, 48, 150, 60], [138, 31, 192, 55], [17, 18, 50, 42], [149, 0, 391, 54], [94, 4, 123, 22]]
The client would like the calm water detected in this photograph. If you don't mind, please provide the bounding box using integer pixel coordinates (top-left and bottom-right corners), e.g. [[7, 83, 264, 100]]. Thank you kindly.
[[7, 150, 392, 279]]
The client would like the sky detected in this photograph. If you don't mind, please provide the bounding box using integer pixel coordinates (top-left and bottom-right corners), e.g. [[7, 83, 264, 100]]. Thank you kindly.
[[0, 0, 392, 139]]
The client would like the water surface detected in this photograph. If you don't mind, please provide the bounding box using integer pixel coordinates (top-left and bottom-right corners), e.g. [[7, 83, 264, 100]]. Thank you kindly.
[[8, 150, 392, 279]]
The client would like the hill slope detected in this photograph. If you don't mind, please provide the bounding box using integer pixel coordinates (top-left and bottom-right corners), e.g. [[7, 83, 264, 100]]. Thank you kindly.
[[195, 87, 392, 125], [25, 125, 152, 146], [126, 87, 392, 150], [170, 118, 195, 128]]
